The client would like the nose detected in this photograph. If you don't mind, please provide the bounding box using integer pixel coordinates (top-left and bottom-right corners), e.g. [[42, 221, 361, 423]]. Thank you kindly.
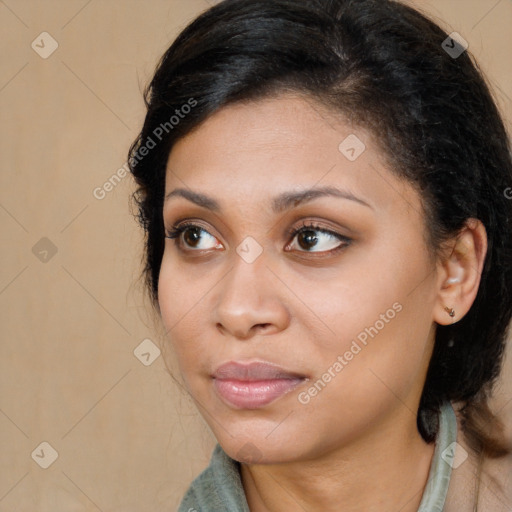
[[213, 257, 291, 340]]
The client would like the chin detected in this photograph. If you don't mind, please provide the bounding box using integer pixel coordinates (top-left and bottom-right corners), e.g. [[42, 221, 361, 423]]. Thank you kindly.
[[213, 424, 308, 465], [225, 440, 296, 465]]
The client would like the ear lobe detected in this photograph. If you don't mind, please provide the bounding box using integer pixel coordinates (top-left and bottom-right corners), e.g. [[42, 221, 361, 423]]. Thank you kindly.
[[433, 219, 487, 326]]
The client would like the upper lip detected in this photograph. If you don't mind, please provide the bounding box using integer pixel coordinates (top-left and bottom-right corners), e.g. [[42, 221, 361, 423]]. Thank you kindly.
[[212, 361, 306, 381]]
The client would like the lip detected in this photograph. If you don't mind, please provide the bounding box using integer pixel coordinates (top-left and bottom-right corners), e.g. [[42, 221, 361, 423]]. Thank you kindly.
[[212, 361, 306, 409]]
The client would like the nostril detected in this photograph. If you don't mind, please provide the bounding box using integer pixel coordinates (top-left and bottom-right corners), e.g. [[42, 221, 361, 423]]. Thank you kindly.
[[215, 322, 277, 338], [254, 323, 272, 332]]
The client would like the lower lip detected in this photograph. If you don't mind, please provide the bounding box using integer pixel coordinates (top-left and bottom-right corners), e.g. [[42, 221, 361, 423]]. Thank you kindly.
[[213, 378, 304, 409]]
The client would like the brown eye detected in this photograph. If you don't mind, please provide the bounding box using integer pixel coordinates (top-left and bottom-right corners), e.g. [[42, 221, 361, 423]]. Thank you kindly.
[[287, 224, 351, 253], [297, 230, 319, 250], [183, 227, 203, 247], [165, 223, 223, 251]]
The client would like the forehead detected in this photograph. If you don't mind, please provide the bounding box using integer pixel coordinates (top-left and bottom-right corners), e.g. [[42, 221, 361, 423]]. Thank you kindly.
[[165, 94, 418, 216]]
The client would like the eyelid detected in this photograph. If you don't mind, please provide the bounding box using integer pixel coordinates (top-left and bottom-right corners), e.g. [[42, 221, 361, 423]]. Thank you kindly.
[[165, 220, 224, 251], [165, 219, 352, 254], [284, 222, 352, 253], [165, 219, 220, 238], [285, 221, 342, 240]]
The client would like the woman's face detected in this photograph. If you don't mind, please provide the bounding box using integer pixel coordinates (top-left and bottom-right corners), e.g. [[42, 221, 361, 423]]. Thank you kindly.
[[159, 95, 441, 463]]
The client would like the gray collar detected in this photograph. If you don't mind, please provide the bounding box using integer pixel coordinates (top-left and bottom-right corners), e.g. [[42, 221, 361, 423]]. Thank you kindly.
[[418, 401, 457, 512]]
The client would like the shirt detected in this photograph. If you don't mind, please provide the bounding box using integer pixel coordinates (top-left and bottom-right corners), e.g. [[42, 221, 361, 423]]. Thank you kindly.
[[178, 401, 457, 512]]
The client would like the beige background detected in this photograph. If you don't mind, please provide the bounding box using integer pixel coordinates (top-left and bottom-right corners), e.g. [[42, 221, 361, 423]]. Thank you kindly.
[[1, 1, 511, 511]]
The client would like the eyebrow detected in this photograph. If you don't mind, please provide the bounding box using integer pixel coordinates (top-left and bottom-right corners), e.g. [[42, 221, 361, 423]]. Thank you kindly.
[[164, 186, 373, 212]]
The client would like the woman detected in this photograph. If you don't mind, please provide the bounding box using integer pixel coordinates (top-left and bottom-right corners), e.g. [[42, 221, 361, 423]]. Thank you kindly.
[[128, 0, 512, 510]]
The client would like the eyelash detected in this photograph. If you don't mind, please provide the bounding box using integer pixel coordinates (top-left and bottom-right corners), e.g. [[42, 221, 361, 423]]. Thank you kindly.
[[165, 221, 352, 254], [165, 221, 207, 242], [286, 222, 351, 252]]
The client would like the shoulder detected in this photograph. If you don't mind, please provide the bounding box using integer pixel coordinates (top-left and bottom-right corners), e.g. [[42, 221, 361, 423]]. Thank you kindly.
[[444, 402, 512, 512], [177, 444, 249, 512]]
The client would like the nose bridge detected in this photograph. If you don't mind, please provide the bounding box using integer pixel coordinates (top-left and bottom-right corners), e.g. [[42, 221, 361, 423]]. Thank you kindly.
[[221, 252, 270, 314], [214, 248, 289, 338]]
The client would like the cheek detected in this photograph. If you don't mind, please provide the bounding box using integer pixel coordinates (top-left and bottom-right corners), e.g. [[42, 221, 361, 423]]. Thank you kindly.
[[157, 254, 205, 367], [291, 235, 435, 365], [157, 254, 180, 330], [158, 247, 214, 325], [285, 258, 403, 348]]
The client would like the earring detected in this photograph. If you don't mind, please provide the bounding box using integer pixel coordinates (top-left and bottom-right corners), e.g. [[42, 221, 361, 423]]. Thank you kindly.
[[444, 306, 455, 317]]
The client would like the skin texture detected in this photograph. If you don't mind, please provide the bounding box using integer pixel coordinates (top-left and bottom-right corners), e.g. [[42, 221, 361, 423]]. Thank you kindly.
[[158, 95, 487, 512]]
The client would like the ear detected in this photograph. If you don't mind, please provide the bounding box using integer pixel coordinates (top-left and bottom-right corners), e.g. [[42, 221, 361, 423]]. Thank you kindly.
[[433, 218, 488, 326]]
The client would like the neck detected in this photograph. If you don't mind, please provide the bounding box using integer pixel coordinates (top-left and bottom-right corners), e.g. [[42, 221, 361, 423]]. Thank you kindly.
[[241, 407, 436, 512]]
